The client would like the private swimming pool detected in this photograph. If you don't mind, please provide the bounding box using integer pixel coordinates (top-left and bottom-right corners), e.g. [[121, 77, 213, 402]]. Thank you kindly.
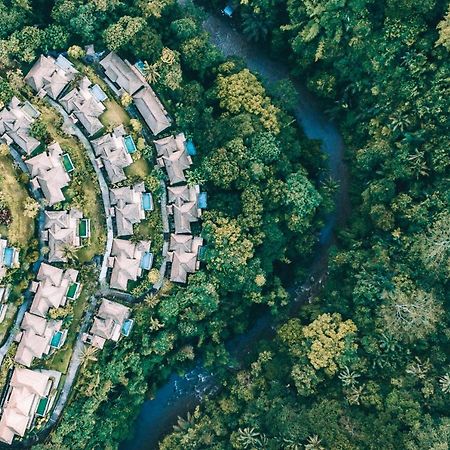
[[79, 219, 90, 238], [124, 135, 137, 153], [50, 331, 64, 348], [121, 318, 134, 337], [142, 192, 153, 211], [140, 252, 153, 270], [61, 153, 74, 172], [3, 247, 14, 267]]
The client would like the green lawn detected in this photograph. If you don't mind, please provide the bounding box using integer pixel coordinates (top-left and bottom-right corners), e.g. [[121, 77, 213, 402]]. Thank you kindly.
[[39, 105, 106, 263], [124, 157, 151, 179], [0, 302, 18, 345], [43, 290, 90, 374], [0, 155, 35, 248], [101, 99, 131, 129]]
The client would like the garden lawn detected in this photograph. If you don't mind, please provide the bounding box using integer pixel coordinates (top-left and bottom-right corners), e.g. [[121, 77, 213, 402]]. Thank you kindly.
[[43, 289, 89, 374], [39, 105, 106, 263], [124, 157, 150, 179], [0, 302, 18, 345], [0, 155, 35, 248]]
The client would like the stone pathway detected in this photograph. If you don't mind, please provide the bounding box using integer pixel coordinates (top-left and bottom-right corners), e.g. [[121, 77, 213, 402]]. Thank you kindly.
[[47, 295, 98, 426], [45, 98, 114, 286]]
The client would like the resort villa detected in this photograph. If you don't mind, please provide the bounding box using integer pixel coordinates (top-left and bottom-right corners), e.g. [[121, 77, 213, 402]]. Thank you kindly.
[[109, 182, 150, 236], [42, 208, 89, 262], [59, 76, 106, 136], [0, 97, 40, 155], [0, 239, 19, 283], [91, 125, 133, 184], [25, 142, 71, 206], [154, 133, 192, 185], [29, 263, 80, 318], [24, 54, 78, 100], [0, 368, 61, 445], [82, 298, 132, 349], [167, 234, 203, 283], [14, 312, 66, 368], [108, 239, 152, 291], [99, 52, 171, 135]]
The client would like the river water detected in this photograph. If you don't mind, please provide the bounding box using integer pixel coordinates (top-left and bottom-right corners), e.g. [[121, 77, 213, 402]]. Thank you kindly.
[[121, 11, 349, 450]]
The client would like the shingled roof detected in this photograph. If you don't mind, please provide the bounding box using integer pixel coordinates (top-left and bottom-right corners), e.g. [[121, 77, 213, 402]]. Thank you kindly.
[[25, 54, 78, 100]]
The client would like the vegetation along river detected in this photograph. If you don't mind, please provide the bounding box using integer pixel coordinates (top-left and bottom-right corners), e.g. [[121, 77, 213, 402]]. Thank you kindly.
[[121, 9, 350, 450]]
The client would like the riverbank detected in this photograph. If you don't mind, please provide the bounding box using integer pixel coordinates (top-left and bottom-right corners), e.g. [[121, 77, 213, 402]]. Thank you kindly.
[[121, 8, 350, 450]]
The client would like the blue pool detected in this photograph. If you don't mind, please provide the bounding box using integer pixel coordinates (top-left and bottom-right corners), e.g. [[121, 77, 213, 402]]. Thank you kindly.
[[121, 319, 134, 337], [90, 84, 107, 102], [124, 135, 137, 153], [198, 192, 207, 209], [185, 140, 196, 156], [50, 331, 64, 348], [140, 252, 153, 270], [3, 248, 14, 267], [142, 192, 153, 211]]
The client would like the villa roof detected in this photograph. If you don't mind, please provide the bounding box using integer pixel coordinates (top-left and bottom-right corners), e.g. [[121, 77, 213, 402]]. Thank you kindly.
[[15, 313, 61, 367], [0, 97, 40, 155], [30, 263, 79, 317], [109, 239, 150, 291], [154, 134, 192, 185], [42, 208, 83, 262], [25, 142, 70, 205], [110, 183, 145, 236], [91, 126, 132, 184], [99, 52, 145, 95], [168, 235, 202, 283], [0, 368, 59, 445], [25, 54, 78, 100], [133, 86, 171, 135], [60, 77, 105, 136], [90, 298, 130, 342], [167, 184, 199, 205]]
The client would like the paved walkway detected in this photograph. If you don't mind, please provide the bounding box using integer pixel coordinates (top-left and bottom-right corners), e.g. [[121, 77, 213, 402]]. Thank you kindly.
[[47, 295, 98, 426], [45, 98, 114, 286]]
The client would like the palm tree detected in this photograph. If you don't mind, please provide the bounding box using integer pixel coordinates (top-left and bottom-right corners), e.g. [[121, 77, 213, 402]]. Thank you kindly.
[[80, 345, 99, 366], [439, 374, 450, 394], [173, 411, 195, 432], [242, 11, 270, 43], [338, 366, 360, 387], [62, 244, 79, 263], [143, 61, 161, 84], [305, 435, 325, 450], [237, 428, 261, 449]]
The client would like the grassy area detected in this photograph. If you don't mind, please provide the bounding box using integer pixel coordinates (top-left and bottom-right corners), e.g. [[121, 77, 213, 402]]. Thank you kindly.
[[124, 157, 150, 179], [101, 99, 130, 129], [0, 155, 35, 248], [0, 302, 18, 345], [43, 290, 90, 374], [39, 104, 106, 263]]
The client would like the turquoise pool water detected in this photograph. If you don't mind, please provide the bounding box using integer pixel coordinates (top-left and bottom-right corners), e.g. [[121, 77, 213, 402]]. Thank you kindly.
[[140, 252, 153, 270], [185, 140, 196, 156], [121, 319, 134, 337], [142, 193, 153, 211], [50, 331, 63, 348], [3, 247, 14, 267], [124, 135, 137, 153]]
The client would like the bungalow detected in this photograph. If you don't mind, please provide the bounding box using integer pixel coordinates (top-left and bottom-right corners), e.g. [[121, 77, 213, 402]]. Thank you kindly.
[[82, 298, 132, 349], [167, 234, 203, 283], [109, 182, 146, 236], [25, 142, 71, 206], [30, 263, 80, 318], [0, 96, 40, 155], [99, 52, 171, 135], [154, 133, 192, 185], [59, 77, 106, 136], [14, 312, 65, 368], [0, 238, 19, 283], [41, 208, 84, 262], [0, 368, 61, 445], [108, 238, 151, 291], [99, 52, 145, 95], [91, 125, 133, 184], [24, 54, 78, 100], [166, 185, 202, 235], [132, 87, 171, 136]]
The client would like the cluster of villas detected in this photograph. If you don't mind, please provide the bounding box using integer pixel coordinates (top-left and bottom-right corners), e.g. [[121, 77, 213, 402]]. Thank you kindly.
[[0, 47, 208, 444]]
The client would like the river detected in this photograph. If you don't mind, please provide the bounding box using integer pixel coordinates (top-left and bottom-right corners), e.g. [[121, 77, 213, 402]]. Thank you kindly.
[[121, 9, 349, 450]]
